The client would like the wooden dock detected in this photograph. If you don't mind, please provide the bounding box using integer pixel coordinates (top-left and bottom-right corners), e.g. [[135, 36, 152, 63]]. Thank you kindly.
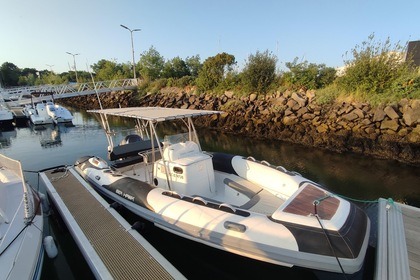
[[401, 202, 420, 279], [40, 167, 186, 280], [8, 106, 28, 126], [375, 198, 420, 280]]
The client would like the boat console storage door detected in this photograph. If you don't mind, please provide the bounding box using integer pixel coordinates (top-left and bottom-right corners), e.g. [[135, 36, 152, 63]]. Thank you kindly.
[[154, 140, 216, 196]]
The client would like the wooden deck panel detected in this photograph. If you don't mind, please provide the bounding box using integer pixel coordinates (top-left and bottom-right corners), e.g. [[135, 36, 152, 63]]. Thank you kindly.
[[283, 184, 340, 220], [42, 168, 184, 280]]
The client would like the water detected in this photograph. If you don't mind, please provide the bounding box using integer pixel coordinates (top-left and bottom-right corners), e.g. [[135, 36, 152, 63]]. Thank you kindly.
[[1, 109, 419, 279]]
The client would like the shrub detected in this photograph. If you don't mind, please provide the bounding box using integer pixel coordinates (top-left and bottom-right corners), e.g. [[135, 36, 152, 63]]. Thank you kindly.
[[336, 34, 417, 104], [315, 84, 343, 105], [216, 71, 241, 94], [175, 76, 195, 88], [241, 50, 277, 94]]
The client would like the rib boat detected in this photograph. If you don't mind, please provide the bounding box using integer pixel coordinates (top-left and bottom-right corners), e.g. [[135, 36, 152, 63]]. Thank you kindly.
[[75, 107, 370, 275], [0, 154, 44, 280]]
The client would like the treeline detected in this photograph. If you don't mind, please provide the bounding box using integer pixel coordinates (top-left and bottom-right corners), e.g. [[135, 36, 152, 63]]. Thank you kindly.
[[1, 35, 419, 106]]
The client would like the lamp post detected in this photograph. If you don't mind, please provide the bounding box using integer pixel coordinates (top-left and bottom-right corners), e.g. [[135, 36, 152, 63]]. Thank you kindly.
[[46, 64, 54, 72], [66, 52, 80, 83], [120, 24, 141, 80]]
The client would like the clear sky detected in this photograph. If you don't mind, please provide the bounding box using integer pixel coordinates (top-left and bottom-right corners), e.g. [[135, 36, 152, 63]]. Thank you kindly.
[[1, 0, 419, 73]]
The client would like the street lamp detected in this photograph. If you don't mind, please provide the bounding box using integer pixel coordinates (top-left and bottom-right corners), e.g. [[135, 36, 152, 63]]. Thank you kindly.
[[120, 24, 141, 80], [66, 52, 80, 83], [46, 64, 54, 72]]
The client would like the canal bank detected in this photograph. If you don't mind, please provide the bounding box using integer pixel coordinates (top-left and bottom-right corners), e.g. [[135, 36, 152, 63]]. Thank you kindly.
[[59, 87, 420, 166]]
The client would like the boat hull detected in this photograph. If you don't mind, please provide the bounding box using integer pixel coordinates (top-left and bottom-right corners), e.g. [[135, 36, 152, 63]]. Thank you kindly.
[[0, 155, 44, 280]]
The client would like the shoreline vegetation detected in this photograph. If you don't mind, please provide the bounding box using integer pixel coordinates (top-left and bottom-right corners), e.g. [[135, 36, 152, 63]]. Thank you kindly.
[[3, 35, 420, 165]]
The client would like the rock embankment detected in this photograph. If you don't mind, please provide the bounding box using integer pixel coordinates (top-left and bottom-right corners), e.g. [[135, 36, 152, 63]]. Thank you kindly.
[[60, 88, 420, 166]]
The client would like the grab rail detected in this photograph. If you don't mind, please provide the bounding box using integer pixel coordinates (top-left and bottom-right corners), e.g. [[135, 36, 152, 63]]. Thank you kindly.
[[219, 203, 236, 213], [192, 196, 208, 205], [246, 156, 303, 177]]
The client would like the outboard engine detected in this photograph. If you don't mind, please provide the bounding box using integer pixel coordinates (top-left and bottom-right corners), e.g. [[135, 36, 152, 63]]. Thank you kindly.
[[119, 134, 142, 145]]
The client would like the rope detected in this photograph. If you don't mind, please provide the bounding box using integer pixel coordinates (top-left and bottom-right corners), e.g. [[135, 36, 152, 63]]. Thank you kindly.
[[24, 165, 71, 182], [333, 193, 379, 204], [336, 194, 412, 217], [313, 200, 348, 279], [50, 167, 69, 182], [23, 164, 67, 174]]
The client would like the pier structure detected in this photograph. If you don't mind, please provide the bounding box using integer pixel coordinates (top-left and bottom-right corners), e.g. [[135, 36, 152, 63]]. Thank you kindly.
[[375, 198, 420, 280], [1, 78, 137, 106], [40, 166, 185, 280]]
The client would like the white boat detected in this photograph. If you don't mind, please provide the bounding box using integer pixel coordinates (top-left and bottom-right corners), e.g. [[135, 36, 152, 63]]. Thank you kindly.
[[74, 107, 370, 275], [45, 102, 73, 124], [24, 103, 53, 125], [22, 104, 35, 118], [0, 154, 44, 280]]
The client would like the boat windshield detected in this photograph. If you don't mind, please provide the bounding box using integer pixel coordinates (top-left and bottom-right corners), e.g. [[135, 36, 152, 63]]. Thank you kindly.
[[163, 132, 200, 150]]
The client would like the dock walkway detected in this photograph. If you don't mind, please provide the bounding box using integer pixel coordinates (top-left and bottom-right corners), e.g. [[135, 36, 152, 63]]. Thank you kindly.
[[375, 198, 420, 280], [40, 167, 185, 280], [402, 203, 420, 279]]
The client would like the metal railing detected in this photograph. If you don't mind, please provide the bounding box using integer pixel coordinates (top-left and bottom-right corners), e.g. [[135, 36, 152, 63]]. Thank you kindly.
[[1, 78, 138, 106]]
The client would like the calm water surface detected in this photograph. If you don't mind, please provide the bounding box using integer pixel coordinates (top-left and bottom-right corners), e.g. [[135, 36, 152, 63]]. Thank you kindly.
[[1, 108, 419, 280]]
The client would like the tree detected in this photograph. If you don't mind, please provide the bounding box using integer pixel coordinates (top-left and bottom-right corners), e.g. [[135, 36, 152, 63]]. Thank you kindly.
[[241, 50, 277, 94], [1, 62, 21, 86], [185, 55, 202, 78], [196, 52, 236, 91], [39, 71, 67, 85], [18, 73, 36, 86], [21, 68, 38, 77], [17, 68, 38, 86], [282, 58, 336, 90], [162, 56, 190, 79], [91, 59, 127, 81], [138, 46, 165, 81]]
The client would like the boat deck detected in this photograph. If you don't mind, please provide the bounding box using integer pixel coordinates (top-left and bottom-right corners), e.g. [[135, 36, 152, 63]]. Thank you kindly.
[[40, 167, 185, 280], [375, 198, 420, 280]]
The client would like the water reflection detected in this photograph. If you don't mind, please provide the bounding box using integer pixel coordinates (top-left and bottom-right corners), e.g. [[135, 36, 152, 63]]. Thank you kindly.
[[28, 123, 77, 148], [0, 128, 17, 148], [30, 124, 62, 148]]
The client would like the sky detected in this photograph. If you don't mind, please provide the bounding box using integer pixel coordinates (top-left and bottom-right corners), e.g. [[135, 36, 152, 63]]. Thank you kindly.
[[1, 0, 419, 74]]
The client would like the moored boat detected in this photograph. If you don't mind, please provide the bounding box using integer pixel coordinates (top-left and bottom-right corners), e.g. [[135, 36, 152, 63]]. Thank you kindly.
[[75, 107, 370, 275], [0, 154, 44, 280], [23, 102, 53, 125], [45, 102, 73, 124]]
